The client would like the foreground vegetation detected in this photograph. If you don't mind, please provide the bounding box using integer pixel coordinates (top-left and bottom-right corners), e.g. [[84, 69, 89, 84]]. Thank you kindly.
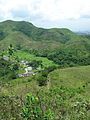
[[0, 59, 90, 119]]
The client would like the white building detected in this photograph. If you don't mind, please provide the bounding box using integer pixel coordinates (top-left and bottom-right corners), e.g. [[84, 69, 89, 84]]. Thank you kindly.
[[25, 67, 33, 73], [3, 55, 9, 61]]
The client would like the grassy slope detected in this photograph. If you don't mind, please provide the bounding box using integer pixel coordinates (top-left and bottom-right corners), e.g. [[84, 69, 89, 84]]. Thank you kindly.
[[1, 65, 90, 100], [49, 65, 90, 99]]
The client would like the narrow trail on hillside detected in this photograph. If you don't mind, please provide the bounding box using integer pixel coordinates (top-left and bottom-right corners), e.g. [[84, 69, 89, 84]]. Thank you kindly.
[[47, 77, 51, 89]]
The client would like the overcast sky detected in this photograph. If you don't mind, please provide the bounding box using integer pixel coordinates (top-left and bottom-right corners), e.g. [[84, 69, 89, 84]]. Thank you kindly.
[[0, 0, 90, 31]]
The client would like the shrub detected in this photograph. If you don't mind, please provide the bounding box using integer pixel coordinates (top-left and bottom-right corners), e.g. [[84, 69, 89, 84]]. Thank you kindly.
[[37, 74, 47, 86], [22, 93, 55, 120]]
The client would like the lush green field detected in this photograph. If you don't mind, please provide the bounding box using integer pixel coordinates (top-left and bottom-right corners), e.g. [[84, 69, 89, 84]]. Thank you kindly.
[[49, 65, 90, 99], [15, 51, 58, 68]]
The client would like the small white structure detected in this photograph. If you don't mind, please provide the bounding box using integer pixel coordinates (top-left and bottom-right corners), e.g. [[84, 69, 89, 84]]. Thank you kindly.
[[18, 71, 35, 77], [20, 60, 29, 68], [25, 67, 33, 73], [3, 55, 9, 61]]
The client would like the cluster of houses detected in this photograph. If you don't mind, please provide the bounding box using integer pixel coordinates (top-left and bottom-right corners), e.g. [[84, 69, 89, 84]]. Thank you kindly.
[[18, 60, 36, 77], [2, 54, 39, 78]]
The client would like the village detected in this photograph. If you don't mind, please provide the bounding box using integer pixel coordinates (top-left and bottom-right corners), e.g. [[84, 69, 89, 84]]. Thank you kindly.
[[1, 45, 43, 78], [18, 60, 42, 77]]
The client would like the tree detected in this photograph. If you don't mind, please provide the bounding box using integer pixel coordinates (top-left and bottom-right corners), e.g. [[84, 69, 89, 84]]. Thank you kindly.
[[8, 44, 14, 56]]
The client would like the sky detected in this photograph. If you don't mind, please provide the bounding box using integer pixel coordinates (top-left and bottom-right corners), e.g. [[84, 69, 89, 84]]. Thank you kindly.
[[0, 0, 90, 32]]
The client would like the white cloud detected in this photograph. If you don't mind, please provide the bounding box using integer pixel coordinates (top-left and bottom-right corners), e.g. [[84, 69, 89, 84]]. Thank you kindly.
[[37, 0, 90, 21], [0, 0, 90, 31]]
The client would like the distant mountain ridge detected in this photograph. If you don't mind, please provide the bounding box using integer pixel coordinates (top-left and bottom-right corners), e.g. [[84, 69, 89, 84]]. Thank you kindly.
[[0, 20, 90, 59], [76, 31, 90, 35], [0, 20, 76, 43]]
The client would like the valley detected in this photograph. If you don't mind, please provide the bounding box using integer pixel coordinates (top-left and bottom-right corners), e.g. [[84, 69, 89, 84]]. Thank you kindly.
[[0, 20, 90, 120]]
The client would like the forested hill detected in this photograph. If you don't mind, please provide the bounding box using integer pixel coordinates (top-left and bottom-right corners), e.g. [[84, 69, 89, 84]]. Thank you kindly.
[[0, 20, 90, 67], [0, 20, 77, 43], [0, 20, 90, 49]]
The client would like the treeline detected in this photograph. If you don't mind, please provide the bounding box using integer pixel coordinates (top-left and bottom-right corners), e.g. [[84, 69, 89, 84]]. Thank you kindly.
[[23, 48, 90, 68], [47, 50, 90, 67]]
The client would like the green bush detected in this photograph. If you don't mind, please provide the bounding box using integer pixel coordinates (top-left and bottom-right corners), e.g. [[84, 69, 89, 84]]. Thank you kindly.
[[22, 93, 55, 120], [37, 74, 47, 86]]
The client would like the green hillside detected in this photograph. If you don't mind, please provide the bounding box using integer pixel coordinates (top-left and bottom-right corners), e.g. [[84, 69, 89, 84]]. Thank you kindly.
[[0, 20, 90, 51], [0, 20, 90, 67], [1, 65, 90, 119], [49, 65, 90, 98], [0, 20, 76, 43], [0, 20, 90, 120], [1, 65, 90, 97]]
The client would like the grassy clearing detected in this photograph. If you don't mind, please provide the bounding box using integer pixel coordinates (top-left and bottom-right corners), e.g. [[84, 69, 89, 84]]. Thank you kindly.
[[49, 65, 90, 99], [15, 51, 58, 68]]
